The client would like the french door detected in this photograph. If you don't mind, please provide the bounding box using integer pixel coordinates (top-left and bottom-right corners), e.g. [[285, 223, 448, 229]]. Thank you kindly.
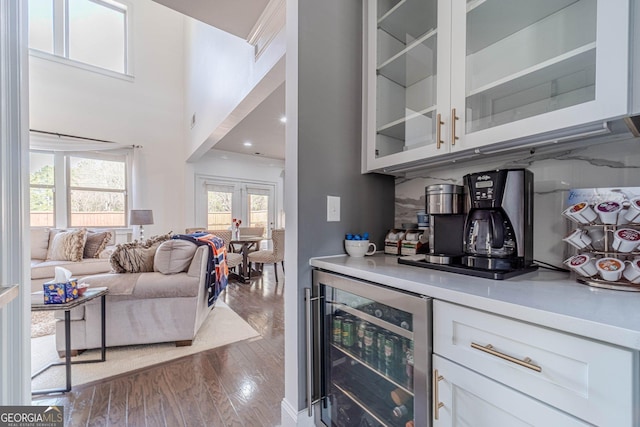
[[205, 180, 275, 237]]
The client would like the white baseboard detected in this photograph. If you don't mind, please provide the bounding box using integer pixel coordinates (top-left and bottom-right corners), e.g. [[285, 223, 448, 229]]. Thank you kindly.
[[280, 398, 315, 427]]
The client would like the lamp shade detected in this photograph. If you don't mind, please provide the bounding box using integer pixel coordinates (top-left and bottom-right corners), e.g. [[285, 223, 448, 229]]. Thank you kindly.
[[129, 209, 154, 226]]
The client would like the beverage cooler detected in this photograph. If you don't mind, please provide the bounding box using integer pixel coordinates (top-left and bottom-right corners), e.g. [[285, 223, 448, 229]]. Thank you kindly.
[[307, 270, 432, 427]]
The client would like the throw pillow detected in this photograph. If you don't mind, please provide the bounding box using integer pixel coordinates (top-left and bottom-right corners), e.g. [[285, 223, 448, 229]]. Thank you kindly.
[[154, 240, 197, 274], [83, 230, 113, 258], [46, 229, 87, 262], [110, 233, 172, 273]]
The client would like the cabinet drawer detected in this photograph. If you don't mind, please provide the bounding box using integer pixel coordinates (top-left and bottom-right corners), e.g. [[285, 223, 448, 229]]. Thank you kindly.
[[433, 300, 634, 426]]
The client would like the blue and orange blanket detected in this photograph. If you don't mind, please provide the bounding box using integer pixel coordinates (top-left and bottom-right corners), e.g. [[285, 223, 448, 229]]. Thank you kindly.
[[173, 233, 228, 307]]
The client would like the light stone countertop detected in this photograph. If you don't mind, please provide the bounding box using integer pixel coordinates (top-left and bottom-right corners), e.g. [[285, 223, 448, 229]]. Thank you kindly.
[[310, 254, 640, 350]]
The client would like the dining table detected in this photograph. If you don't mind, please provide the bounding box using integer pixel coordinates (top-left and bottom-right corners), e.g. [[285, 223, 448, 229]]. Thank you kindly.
[[229, 235, 263, 282]]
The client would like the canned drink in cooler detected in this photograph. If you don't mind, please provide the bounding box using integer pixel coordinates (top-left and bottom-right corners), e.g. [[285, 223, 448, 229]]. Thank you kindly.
[[364, 325, 377, 363], [342, 319, 355, 347], [376, 331, 387, 371], [333, 316, 343, 344], [384, 335, 400, 378], [357, 320, 368, 356]]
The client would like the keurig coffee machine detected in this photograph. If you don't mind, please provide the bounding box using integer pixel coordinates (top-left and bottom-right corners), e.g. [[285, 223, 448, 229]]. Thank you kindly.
[[462, 169, 535, 271], [398, 169, 537, 279]]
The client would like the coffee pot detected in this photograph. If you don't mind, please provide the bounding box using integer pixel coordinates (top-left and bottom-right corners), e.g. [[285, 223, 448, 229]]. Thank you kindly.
[[462, 169, 534, 271]]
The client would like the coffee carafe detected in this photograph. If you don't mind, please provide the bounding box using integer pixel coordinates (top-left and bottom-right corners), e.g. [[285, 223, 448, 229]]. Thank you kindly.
[[462, 169, 534, 271]]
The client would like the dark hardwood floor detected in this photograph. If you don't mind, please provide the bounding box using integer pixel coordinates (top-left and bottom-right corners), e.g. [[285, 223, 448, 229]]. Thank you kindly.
[[32, 267, 285, 427]]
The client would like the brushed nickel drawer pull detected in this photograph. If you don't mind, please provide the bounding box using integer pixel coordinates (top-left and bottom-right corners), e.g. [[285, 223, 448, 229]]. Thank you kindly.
[[433, 369, 444, 420], [436, 113, 444, 149], [451, 108, 459, 145], [471, 342, 542, 372]]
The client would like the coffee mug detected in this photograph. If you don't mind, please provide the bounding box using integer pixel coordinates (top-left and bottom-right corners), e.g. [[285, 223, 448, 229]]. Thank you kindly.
[[345, 239, 376, 257]]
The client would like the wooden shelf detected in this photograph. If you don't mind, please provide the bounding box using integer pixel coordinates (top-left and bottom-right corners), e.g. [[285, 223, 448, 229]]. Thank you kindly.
[[378, 29, 437, 88], [466, 0, 581, 54], [378, 0, 437, 42]]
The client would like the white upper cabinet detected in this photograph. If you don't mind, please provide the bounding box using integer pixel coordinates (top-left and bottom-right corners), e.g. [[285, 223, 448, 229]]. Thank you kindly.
[[363, 0, 630, 173]]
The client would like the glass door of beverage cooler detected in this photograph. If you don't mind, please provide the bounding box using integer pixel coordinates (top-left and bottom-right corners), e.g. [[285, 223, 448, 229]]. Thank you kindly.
[[312, 270, 432, 427]]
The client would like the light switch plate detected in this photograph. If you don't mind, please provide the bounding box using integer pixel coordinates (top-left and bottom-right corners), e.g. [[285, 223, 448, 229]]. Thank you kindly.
[[327, 196, 340, 222]]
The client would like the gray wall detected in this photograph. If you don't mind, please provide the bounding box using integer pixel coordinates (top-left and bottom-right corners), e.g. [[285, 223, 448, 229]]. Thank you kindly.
[[295, 0, 395, 408]]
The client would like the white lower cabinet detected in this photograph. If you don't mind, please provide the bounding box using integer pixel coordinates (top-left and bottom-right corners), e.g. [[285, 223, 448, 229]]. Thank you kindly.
[[432, 355, 590, 427], [433, 300, 635, 426]]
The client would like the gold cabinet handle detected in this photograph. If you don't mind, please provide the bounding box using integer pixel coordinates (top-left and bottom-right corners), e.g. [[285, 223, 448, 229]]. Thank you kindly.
[[451, 108, 459, 146], [436, 113, 444, 149], [433, 369, 444, 420], [471, 342, 542, 372]]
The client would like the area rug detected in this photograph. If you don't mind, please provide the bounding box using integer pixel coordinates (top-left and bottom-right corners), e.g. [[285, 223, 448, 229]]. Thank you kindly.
[[31, 300, 259, 390]]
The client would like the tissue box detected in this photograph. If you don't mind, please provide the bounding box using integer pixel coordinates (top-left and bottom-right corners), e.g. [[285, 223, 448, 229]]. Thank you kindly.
[[43, 279, 78, 304]]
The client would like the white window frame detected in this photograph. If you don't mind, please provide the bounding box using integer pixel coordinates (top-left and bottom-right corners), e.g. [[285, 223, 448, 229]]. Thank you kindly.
[[29, 149, 132, 229], [29, 152, 56, 228], [28, 0, 134, 80]]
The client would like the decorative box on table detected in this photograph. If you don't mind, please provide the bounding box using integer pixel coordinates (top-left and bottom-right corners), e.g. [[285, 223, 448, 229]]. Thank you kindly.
[[43, 279, 78, 304]]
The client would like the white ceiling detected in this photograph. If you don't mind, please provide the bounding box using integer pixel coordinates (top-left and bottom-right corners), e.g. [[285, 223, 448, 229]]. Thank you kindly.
[[214, 83, 286, 160], [152, 0, 286, 161]]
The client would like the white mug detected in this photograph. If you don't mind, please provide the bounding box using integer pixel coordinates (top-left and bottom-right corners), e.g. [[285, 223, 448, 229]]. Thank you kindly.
[[345, 239, 377, 257]]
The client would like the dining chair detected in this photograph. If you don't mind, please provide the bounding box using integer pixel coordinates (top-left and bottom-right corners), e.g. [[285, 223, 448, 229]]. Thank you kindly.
[[188, 229, 242, 273], [248, 229, 285, 282]]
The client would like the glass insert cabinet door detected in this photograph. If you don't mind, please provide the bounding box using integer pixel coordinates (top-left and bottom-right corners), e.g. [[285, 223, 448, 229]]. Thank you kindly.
[[365, 0, 450, 170], [450, 0, 629, 151], [312, 270, 431, 427]]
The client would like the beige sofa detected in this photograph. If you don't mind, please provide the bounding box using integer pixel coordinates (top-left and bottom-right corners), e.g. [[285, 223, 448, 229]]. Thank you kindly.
[[54, 239, 214, 353], [30, 227, 116, 293]]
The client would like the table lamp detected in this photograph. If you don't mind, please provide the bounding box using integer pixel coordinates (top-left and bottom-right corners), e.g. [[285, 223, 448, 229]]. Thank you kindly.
[[130, 209, 154, 240]]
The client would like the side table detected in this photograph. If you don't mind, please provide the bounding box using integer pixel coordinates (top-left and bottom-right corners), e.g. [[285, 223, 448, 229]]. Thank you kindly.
[[31, 287, 108, 395]]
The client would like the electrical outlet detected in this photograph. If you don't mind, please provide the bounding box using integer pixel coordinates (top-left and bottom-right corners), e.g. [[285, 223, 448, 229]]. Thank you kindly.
[[327, 196, 340, 222]]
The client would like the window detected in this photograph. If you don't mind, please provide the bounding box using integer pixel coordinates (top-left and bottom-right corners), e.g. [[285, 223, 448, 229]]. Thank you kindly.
[[207, 185, 234, 230], [247, 188, 270, 233], [30, 152, 56, 227], [69, 156, 126, 227], [28, 0, 130, 75], [29, 151, 128, 228]]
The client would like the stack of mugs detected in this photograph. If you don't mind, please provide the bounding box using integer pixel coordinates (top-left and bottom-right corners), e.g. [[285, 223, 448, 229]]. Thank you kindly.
[[563, 197, 640, 285]]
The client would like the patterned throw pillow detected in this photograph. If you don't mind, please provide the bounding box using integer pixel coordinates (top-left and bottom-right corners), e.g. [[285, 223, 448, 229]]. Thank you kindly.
[[110, 233, 172, 273], [83, 231, 113, 258], [46, 229, 87, 262]]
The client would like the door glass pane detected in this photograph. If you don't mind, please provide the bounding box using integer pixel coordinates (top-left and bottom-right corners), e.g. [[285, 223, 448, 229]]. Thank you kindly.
[[68, 0, 126, 73], [208, 190, 233, 229], [28, 0, 55, 53], [465, 0, 597, 133], [248, 194, 269, 236], [30, 152, 55, 227], [321, 285, 415, 427], [376, 0, 438, 158]]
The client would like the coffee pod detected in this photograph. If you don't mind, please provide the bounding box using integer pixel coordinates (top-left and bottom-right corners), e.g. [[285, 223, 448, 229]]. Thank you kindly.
[[564, 254, 598, 277], [564, 202, 598, 224], [586, 228, 606, 251], [623, 259, 640, 284], [562, 229, 592, 250], [595, 201, 623, 224], [596, 257, 625, 281], [612, 228, 640, 253], [624, 197, 640, 223]]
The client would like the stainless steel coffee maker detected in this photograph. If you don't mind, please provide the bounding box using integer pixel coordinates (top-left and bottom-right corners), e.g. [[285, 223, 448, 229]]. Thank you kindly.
[[462, 169, 535, 271]]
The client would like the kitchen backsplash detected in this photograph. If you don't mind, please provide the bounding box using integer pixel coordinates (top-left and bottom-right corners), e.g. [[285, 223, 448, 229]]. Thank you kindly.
[[395, 136, 640, 267]]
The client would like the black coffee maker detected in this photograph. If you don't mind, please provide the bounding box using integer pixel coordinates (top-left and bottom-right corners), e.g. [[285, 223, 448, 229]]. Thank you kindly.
[[462, 169, 535, 271]]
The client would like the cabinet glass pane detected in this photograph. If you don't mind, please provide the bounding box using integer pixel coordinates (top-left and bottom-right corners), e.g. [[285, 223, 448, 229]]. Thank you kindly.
[[465, 0, 597, 133], [376, 0, 438, 158], [321, 285, 415, 427]]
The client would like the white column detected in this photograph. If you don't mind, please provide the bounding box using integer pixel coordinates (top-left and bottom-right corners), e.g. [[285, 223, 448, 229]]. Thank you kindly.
[[0, 0, 30, 404]]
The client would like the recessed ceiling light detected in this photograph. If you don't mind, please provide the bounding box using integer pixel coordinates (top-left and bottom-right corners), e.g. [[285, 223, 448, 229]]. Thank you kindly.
[[280, 116, 287, 123], [243, 141, 253, 147]]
